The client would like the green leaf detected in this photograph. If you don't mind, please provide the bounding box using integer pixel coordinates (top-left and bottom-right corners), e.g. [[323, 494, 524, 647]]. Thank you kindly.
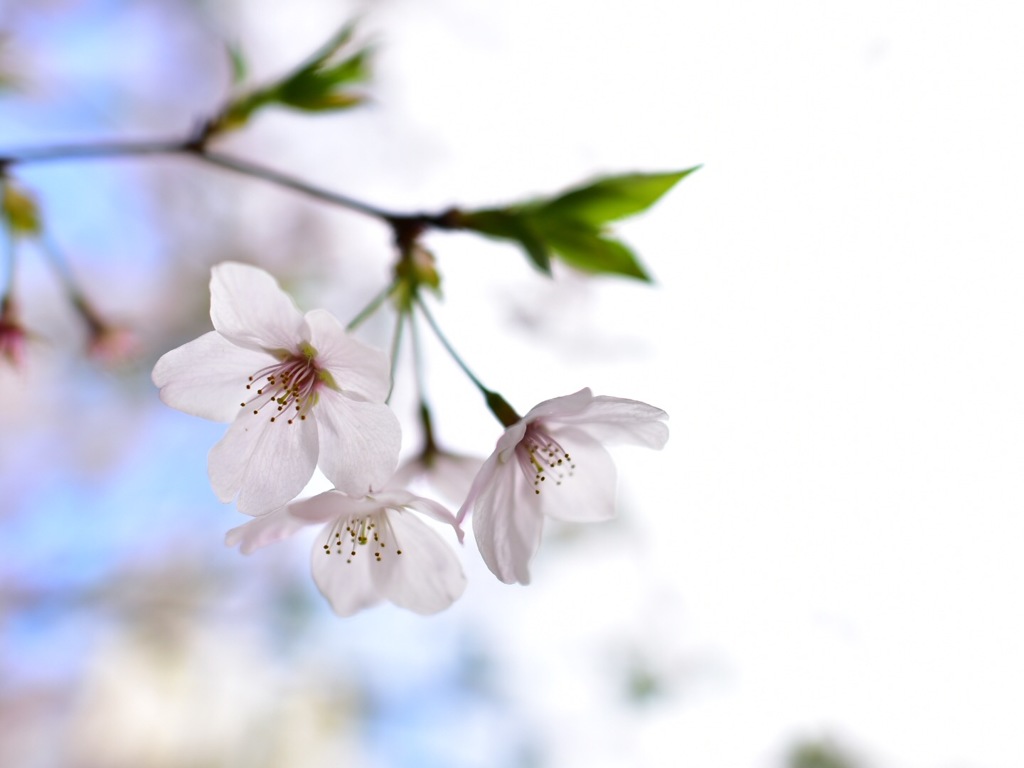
[[276, 50, 371, 111], [537, 167, 700, 226], [290, 21, 359, 81], [457, 165, 696, 280], [460, 209, 552, 274], [315, 46, 372, 88], [541, 220, 650, 281], [276, 25, 372, 111], [214, 21, 372, 131]]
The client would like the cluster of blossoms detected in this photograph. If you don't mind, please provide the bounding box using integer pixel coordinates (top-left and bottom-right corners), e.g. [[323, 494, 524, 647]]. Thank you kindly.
[[152, 262, 669, 616]]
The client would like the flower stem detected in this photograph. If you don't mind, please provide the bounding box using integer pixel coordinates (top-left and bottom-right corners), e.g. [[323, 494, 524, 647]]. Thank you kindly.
[[386, 308, 405, 403], [414, 295, 522, 427], [414, 295, 485, 392], [38, 232, 74, 287], [38, 233, 105, 335], [346, 281, 397, 332], [409, 310, 440, 455], [484, 391, 521, 428], [409, 305, 428, 398], [1, 223, 14, 302]]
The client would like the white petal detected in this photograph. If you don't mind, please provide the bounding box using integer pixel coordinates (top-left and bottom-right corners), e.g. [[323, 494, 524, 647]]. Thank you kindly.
[[289, 489, 381, 524], [456, 449, 500, 526], [494, 419, 529, 463], [372, 510, 466, 614], [365, 488, 421, 507], [472, 457, 545, 585], [548, 395, 669, 448], [311, 521, 382, 616], [315, 389, 401, 494], [152, 331, 270, 422], [304, 309, 391, 401], [521, 387, 594, 424], [209, 262, 305, 353], [390, 492, 464, 544], [534, 426, 618, 522], [208, 411, 319, 516], [225, 507, 310, 554]]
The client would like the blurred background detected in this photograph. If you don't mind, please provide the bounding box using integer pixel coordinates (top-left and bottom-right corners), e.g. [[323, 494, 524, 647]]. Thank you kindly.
[[2, 0, 1023, 766]]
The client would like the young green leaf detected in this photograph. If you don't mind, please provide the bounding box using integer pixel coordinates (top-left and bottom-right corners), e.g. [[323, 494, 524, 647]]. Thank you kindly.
[[457, 165, 697, 280], [212, 21, 372, 133], [459, 209, 552, 274], [289, 21, 359, 81], [275, 22, 372, 111], [537, 167, 700, 226], [541, 221, 650, 281]]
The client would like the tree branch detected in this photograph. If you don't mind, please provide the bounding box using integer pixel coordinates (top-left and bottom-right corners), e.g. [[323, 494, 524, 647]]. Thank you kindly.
[[0, 136, 462, 237]]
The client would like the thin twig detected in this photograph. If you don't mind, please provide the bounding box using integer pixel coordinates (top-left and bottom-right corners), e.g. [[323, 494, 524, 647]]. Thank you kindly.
[[1, 137, 462, 233]]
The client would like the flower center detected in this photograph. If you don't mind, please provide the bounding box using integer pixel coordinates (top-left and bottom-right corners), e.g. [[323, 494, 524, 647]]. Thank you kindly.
[[240, 347, 323, 424], [516, 424, 576, 495], [322, 513, 404, 564]]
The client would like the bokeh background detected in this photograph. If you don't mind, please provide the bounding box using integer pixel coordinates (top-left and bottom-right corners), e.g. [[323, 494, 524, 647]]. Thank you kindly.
[[2, 0, 1023, 766]]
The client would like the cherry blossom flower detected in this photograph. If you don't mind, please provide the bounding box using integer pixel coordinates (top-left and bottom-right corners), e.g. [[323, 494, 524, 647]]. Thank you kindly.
[[458, 387, 669, 585], [152, 262, 401, 516], [226, 487, 467, 616]]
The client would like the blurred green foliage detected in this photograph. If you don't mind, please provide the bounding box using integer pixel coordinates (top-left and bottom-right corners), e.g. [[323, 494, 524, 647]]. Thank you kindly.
[[787, 737, 862, 768], [213, 22, 372, 134]]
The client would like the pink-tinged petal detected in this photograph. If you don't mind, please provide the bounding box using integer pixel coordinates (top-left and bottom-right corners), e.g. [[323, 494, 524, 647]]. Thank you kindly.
[[394, 493, 464, 544], [456, 449, 501, 525], [533, 426, 618, 522], [494, 420, 529, 463], [550, 395, 669, 448], [152, 331, 271, 422], [315, 390, 401, 494], [364, 488, 420, 508], [209, 262, 305, 352], [304, 309, 391, 401], [288, 489, 382, 524], [311, 522, 381, 617], [521, 387, 594, 424], [372, 510, 466, 614], [208, 412, 319, 516], [225, 507, 310, 554], [472, 458, 544, 585]]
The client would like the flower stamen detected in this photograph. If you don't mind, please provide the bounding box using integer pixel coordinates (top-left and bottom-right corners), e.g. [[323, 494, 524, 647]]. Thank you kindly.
[[516, 424, 576, 495], [240, 352, 322, 424], [321, 513, 405, 563]]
